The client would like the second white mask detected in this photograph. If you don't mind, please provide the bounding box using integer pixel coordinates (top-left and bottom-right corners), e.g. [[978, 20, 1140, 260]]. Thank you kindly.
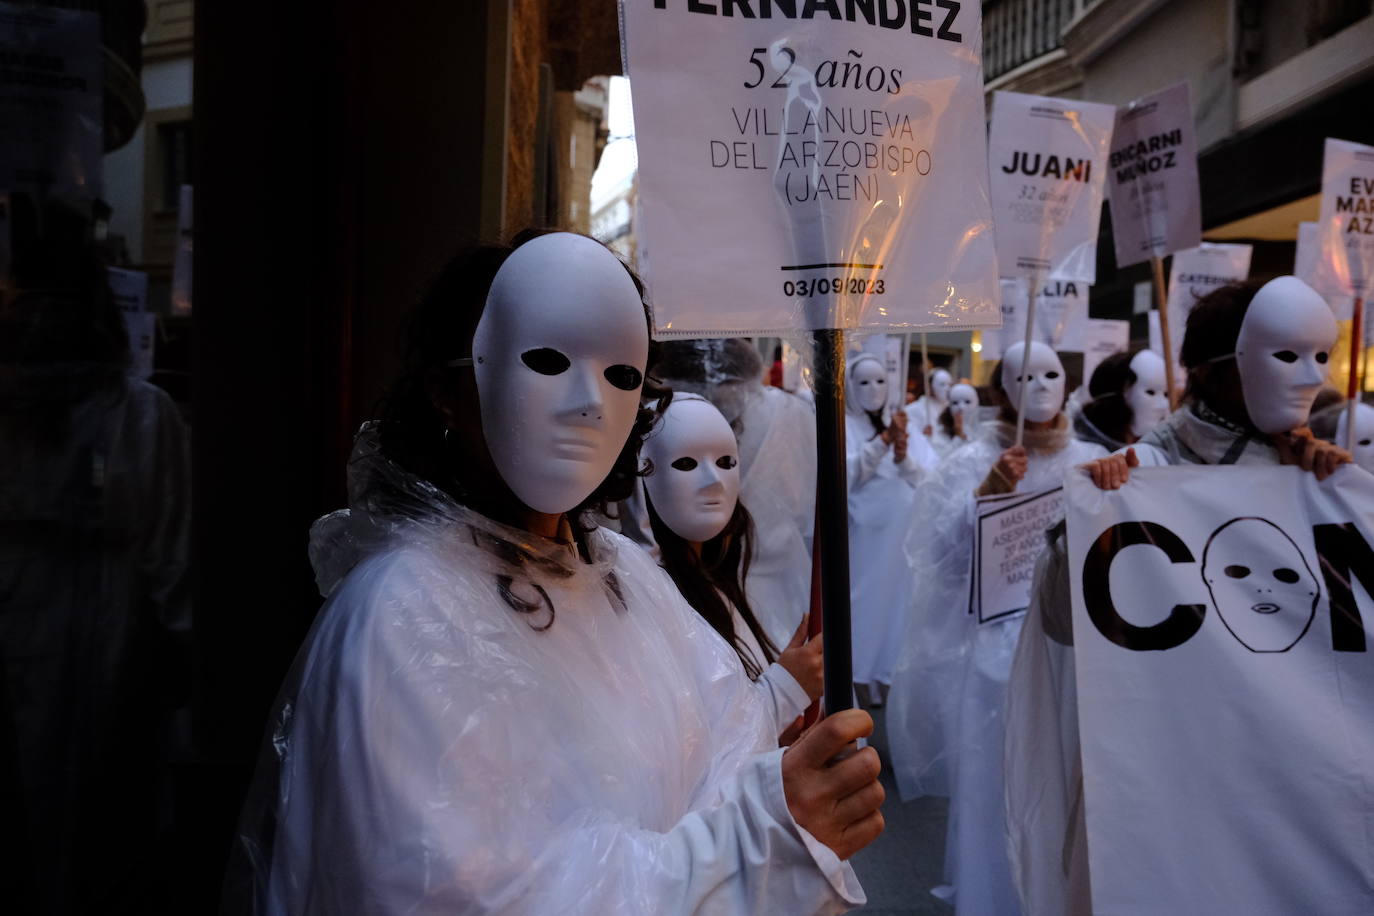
[[1126, 349, 1170, 439], [1001, 341, 1066, 424], [643, 395, 741, 543]]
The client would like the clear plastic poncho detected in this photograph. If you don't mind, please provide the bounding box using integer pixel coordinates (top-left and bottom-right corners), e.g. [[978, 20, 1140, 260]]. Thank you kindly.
[[228, 425, 863, 915], [886, 418, 1104, 916]]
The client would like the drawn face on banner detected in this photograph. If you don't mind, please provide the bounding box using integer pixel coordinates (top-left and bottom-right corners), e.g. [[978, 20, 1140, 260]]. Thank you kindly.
[[850, 355, 888, 413], [1202, 517, 1320, 652], [1001, 341, 1066, 423], [1337, 403, 1374, 474], [1235, 277, 1337, 434], [1126, 350, 1170, 439], [929, 369, 953, 405], [642, 395, 741, 543], [472, 233, 648, 515], [949, 383, 978, 418]]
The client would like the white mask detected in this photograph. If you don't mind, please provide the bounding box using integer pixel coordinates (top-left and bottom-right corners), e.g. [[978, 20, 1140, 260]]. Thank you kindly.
[[948, 382, 978, 418], [1234, 276, 1337, 435], [929, 369, 952, 406], [1125, 350, 1170, 439], [848, 354, 888, 414], [1336, 403, 1374, 474], [472, 233, 648, 515], [642, 395, 741, 543], [1203, 517, 1320, 653], [1000, 341, 1066, 424]]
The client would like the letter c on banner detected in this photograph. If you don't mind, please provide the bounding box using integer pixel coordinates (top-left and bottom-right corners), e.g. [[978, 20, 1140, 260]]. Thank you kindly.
[[1082, 521, 1206, 651]]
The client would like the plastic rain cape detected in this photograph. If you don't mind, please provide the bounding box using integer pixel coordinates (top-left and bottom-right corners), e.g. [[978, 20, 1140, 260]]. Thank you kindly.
[[886, 420, 1104, 915], [229, 425, 862, 915]]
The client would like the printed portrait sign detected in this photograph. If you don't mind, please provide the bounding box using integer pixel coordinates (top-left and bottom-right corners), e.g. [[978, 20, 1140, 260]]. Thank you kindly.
[[971, 486, 1064, 625], [1106, 82, 1201, 267], [622, 0, 1000, 336], [988, 90, 1115, 283], [1317, 138, 1374, 296], [983, 277, 1090, 358], [1157, 242, 1251, 365], [1067, 466, 1374, 915]]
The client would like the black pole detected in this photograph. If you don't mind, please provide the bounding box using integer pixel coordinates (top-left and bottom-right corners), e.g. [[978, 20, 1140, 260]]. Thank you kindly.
[[812, 328, 853, 715]]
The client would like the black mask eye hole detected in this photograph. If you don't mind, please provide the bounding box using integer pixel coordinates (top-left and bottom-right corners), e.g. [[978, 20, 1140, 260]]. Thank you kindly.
[[1360, 438, 1373, 447], [603, 364, 643, 391], [1045, 370, 1061, 380], [1144, 388, 1158, 396], [716, 455, 738, 470], [1224, 565, 1251, 579], [670, 457, 698, 472], [1316, 352, 1329, 365], [1271, 350, 1299, 364], [1273, 568, 1300, 584], [521, 348, 570, 375]]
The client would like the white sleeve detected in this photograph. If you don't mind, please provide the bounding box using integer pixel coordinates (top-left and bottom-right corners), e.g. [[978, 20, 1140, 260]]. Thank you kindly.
[[756, 662, 812, 735], [848, 434, 889, 490]]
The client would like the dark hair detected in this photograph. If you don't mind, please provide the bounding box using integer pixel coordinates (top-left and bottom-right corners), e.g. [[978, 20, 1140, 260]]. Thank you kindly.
[[1079, 349, 1142, 444], [1179, 281, 1261, 409], [374, 228, 667, 556], [646, 497, 779, 680]]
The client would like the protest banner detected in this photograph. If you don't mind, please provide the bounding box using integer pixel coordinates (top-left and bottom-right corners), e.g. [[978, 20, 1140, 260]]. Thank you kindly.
[[971, 487, 1063, 625], [1106, 83, 1202, 409], [1067, 465, 1374, 915], [1318, 139, 1374, 449], [1157, 242, 1252, 370], [988, 90, 1113, 443], [0, 2, 101, 199], [1296, 221, 1353, 313], [623, 0, 999, 714], [984, 277, 1090, 359], [1079, 318, 1130, 382]]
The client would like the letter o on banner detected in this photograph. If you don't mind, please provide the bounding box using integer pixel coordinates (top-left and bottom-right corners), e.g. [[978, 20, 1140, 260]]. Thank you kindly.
[[1082, 521, 1207, 651]]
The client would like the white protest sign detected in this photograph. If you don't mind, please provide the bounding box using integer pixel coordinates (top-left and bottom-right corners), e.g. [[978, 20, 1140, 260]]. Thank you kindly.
[[1080, 317, 1129, 382], [622, 0, 1000, 336], [121, 311, 155, 381], [1318, 138, 1374, 297], [988, 91, 1115, 283], [1067, 466, 1374, 915], [171, 185, 193, 316], [1156, 242, 1252, 365], [107, 267, 148, 316], [1296, 221, 1353, 316], [984, 276, 1090, 358], [971, 486, 1064, 625], [781, 337, 805, 391], [0, 2, 101, 198], [1106, 82, 1201, 267]]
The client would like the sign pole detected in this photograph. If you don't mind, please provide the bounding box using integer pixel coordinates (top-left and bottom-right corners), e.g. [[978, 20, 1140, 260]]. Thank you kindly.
[[1014, 271, 1044, 447], [1347, 295, 1366, 452], [811, 327, 853, 716], [1151, 255, 1179, 409], [919, 332, 933, 433]]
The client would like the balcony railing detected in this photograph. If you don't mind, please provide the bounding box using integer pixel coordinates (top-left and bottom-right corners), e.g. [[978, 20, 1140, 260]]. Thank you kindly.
[[983, 0, 1086, 82]]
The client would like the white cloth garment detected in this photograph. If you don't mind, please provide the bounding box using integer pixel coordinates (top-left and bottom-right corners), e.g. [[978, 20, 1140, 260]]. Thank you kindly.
[[231, 428, 863, 915], [888, 419, 1104, 916], [730, 603, 811, 737], [845, 410, 938, 690], [1005, 404, 1276, 916]]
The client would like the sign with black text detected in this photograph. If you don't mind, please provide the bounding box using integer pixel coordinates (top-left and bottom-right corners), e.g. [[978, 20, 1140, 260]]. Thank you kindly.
[[988, 91, 1114, 283], [1156, 242, 1251, 365], [1106, 82, 1201, 267], [984, 277, 1090, 359], [1068, 466, 1374, 915], [971, 486, 1064, 625], [622, 0, 1000, 336], [1317, 138, 1374, 296]]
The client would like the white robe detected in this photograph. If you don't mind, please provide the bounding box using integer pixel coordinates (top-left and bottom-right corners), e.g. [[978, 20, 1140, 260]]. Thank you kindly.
[[887, 420, 1104, 916], [232, 432, 864, 915], [845, 411, 937, 689], [730, 603, 811, 737]]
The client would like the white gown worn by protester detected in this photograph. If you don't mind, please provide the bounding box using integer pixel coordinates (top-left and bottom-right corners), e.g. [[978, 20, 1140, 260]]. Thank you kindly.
[[1005, 404, 1281, 916], [887, 418, 1103, 916], [229, 427, 863, 915], [729, 602, 811, 736], [845, 407, 938, 690]]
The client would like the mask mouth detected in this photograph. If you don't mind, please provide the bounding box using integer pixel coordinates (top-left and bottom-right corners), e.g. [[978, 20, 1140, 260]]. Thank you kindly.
[[551, 433, 600, 459], [1251, 602, 1281, 614]]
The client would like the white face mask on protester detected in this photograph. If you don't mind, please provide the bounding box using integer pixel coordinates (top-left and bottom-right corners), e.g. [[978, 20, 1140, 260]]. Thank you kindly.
[[948, 382, 978, 418], [1337, 402, 1374, 474], [1126, 349, 1170, 439], [471, 233, 648, 515], [1000, 341, 1066, 424], [1233, 276, 1337, 435], [929, 369, 952, 406], [642, 395, 741, 543], [849, 355, 888, 414]]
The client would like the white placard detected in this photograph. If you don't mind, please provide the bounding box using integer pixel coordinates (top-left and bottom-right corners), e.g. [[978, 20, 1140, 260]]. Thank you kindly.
[[1106, 82, 1201, 267], [988, 90, 1115, 283], [0, 2, 101, 198], [171, 185, 193, 316], [1317, 138, 1374, 297], [1158, 242, 1252, 364], [971, 486, 1064, 625], [107, 267, 148, 316], [622, 1, 1000, 336], [1296, 221, 1352, 315], [122, 311, 155, 381], [1081, 317, 1130, 382], [781, 337, 804, 391], [984, 276, 1090, 358], [1067, 466, 1374, 915]]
